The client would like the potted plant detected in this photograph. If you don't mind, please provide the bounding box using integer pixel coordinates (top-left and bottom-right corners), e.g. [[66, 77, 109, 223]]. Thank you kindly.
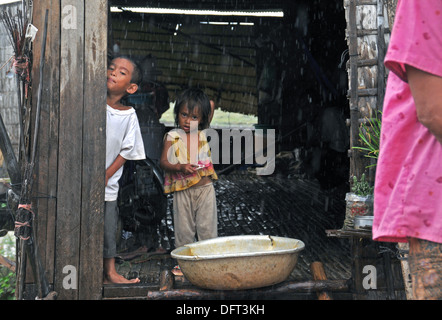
[[353, 111, 382, 168], [343, 174, 374, 230], [341, 112, 381, 230]]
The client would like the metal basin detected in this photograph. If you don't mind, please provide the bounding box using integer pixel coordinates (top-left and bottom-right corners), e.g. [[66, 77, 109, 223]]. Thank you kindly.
[[354, 216, 373, 229], [171, 235, 305, 290]]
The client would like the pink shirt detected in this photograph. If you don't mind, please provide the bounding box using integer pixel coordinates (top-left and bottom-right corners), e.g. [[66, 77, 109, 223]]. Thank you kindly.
[[373, 0, 442, 243]]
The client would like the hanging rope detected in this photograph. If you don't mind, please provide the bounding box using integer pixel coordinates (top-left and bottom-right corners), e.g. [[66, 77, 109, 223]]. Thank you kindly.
[[14, 203, 34, 240]]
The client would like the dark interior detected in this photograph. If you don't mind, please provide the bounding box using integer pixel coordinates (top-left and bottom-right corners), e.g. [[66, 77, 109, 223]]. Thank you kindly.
[[108, 0, 351, 251], [109, 0, 349, 185]]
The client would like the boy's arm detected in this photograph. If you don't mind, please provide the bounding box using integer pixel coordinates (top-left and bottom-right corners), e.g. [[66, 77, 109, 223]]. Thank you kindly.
[[105, 154, 127, 186]]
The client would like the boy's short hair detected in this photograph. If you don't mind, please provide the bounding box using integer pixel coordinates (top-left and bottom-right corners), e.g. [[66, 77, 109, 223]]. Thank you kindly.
[[174, 88, 212, 129], [112, 55, 143, 86]]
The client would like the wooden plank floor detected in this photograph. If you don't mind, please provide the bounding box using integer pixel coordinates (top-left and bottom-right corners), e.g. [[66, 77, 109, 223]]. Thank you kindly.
[[106, 171, 352, 299]]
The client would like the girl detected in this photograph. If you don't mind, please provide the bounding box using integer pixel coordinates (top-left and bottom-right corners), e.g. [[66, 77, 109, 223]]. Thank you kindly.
[[160, 88, 217, 274]]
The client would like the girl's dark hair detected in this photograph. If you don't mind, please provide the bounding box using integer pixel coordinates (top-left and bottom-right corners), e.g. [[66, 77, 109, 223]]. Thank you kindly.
[[174, 88, 212, 129], [112, 55, 143, 86]]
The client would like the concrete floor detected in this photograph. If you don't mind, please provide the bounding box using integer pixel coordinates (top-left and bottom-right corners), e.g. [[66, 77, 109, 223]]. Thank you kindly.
[[113, 170, 352, 291]]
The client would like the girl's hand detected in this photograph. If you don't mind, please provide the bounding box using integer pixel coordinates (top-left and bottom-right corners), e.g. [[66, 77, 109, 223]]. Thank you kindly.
[[180, 163, 198, 174]]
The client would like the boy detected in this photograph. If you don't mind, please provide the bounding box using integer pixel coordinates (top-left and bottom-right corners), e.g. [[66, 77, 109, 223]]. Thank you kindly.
[[104, 56, 145, 283]]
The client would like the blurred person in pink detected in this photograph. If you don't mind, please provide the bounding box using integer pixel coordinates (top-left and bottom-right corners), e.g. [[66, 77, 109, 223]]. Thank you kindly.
[[373, 0, 442, 299]]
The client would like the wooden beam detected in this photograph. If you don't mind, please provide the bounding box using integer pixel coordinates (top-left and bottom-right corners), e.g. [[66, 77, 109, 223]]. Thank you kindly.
[[79, 0, 107, 300], [102, 279, 350, 300], [55, 0, 85, 300], [146, 280, 350, 300]]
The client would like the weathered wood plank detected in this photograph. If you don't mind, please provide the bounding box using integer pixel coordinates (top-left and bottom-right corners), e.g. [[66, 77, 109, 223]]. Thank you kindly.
[[102, 283, 159, 299], [31, 0, 60, 288], [78, 0, 107, 300], [102, 280, 349, 300], [345, 0, 393, 178], [55, 0, 85, 300], [145, 280, 350, 300]]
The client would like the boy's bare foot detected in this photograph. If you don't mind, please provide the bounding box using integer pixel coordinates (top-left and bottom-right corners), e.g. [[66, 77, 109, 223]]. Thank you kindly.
[[103, 257, 140, 284], [103, 271, 140, 284]]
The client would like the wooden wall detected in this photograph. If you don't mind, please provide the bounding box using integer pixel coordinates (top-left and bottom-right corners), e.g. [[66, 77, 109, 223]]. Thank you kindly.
[[29, 0, 107, 300], [344, 0, 392, 182]]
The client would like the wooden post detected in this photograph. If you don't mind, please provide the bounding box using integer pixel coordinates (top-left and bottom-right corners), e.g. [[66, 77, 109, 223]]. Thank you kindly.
[[54, 0, 86, 300], [79, 0, 107, 300], [351, 237, 367, 300], [29, 0, 107, 300]]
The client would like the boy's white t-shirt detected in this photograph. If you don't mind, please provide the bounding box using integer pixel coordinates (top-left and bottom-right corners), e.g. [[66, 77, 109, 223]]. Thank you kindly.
[[106, 105, 146, 201]]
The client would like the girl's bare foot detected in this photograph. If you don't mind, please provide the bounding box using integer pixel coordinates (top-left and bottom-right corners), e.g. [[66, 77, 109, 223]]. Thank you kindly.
[[171, 265, 183, 276]]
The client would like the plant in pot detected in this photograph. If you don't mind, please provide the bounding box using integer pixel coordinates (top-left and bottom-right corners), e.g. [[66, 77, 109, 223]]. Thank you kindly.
[[343, 174, 374, 229], [342, 112, 381, 229], [352, 111, 382, 168]]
